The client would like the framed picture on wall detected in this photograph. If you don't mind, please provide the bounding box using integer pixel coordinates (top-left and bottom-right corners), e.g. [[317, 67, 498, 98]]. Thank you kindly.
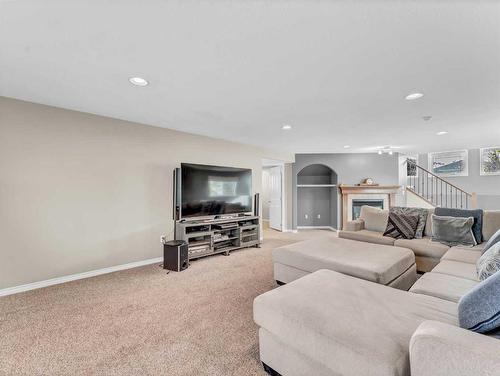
[[428, 150, 468, 177], [406, 155, 418, 177], [480, 147, 500, 176]]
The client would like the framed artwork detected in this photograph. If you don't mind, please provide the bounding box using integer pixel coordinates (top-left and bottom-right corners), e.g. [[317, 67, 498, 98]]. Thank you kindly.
[[428, 150, 468, 177], [406, 155, 418, 177], [480, 147, 500, 176]]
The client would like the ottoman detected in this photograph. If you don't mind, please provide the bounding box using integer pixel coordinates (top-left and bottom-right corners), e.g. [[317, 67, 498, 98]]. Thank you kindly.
[[273, 236, 417, 290]]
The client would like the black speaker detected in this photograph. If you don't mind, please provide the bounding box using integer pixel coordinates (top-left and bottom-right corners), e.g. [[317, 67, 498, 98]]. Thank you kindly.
[[163, 240, 188, 272], [254, 193, 260, 216]]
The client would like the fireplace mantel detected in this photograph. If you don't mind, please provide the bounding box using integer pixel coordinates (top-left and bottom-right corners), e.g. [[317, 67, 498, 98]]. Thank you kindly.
[[338, 184, 401, 229]]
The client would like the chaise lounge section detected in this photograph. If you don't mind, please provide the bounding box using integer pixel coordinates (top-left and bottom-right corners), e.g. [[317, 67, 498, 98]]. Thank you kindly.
[[255, 207, 500, 375]]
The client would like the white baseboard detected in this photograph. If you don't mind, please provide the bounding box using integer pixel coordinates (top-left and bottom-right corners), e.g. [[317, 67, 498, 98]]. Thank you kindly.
[[282, 228, 298, 233], [296, 226, 337, 231], [0, 257, 163, 297]]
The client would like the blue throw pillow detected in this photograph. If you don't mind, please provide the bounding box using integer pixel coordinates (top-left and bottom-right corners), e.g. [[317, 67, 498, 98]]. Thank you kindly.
[[458, 270, 500, 333], [435, 207, 484, 244], [482, 229, 500, 255]]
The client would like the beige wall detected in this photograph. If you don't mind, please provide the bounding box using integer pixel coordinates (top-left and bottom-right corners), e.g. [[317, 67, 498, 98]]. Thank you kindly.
[[0, 97, 293, 289]]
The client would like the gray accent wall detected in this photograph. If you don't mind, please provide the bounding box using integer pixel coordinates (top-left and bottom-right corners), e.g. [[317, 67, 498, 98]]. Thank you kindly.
[[293, 153, 400, 230], [418, 150, 500, 210]]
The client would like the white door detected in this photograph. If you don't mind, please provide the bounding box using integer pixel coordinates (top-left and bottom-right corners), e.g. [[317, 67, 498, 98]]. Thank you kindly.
[[268, 166, 282, 231]]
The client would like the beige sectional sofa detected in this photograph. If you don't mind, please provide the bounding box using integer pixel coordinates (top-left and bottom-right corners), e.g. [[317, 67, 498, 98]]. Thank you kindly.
[[253, 207, 500, 376], [339, 206, 500, 272]]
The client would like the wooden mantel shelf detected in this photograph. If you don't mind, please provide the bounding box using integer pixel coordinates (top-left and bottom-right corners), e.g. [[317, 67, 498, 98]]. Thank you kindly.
[[338, 184, 401, 194]]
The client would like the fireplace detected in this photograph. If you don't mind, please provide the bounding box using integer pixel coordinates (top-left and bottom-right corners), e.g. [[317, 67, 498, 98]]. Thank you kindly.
[[338, 184, 401, 229], [352, 199, 384, 220]]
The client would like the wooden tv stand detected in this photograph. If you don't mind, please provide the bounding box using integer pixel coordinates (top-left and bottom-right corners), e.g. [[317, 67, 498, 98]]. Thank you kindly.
[[174, 216, 261, 260]]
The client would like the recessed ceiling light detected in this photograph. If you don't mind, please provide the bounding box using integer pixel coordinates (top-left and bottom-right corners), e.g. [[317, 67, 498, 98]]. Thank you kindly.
[[405, 92, 424, 101], [282, 125, 292, 130], [378, 150, 383, 155], [129, 77, 149, 86], [436, 131, 448, 136], [343, 145, 350, 149]]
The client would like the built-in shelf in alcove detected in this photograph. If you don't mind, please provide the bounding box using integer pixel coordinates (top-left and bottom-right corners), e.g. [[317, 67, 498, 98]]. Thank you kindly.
[[297, 184, 337, 188], [296, 163, 338, 229]]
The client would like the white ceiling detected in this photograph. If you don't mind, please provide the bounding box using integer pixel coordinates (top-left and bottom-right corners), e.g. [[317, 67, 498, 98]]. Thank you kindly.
[[1, 0, 500, 154]]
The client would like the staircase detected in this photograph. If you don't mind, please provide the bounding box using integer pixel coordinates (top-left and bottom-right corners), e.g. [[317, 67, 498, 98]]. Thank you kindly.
[[405, 158, 477, 209]]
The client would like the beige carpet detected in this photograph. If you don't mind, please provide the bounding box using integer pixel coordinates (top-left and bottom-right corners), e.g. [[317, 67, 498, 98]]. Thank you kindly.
[[0, 229, 334, 376]]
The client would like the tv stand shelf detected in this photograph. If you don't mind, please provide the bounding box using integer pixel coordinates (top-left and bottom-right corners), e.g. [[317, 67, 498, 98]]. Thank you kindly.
[[175, 216, 261, 260]]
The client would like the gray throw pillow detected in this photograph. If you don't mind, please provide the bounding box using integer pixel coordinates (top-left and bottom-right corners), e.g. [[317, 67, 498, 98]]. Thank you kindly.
[[434, 207, 484, 244], [459, 269, 500, 333], [431, 214, 476, 247], [477, 242, 500, 281], [390, 207, 428, 239], [481, 229, 500, 255]]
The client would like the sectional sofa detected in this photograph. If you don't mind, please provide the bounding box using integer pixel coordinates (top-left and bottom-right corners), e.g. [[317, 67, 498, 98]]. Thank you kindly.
[[253, 207, 500, 376], [339, 206, 500, 272]]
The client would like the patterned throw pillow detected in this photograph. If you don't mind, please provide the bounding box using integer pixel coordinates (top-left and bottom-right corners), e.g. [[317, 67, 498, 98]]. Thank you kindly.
[[477, 242, 500, 281], [390, 207, 428, 239], [383, 212, 419, 239]]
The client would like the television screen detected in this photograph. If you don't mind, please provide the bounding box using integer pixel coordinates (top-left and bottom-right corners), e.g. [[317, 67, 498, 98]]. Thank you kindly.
[[181, 163, 252, 218]]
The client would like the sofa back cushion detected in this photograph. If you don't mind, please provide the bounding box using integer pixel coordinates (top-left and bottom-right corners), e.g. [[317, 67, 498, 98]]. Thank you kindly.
[[359, 205, 389, 233], [459, 270, 500, 333], [483, 210, 500, 242], [424, 208, 435, 237], [435, 207, 484, 244], [431, 215, 476, 247]]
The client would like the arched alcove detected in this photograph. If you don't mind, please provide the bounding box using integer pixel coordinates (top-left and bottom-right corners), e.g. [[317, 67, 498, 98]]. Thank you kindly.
[[297, 164, 338, 229]]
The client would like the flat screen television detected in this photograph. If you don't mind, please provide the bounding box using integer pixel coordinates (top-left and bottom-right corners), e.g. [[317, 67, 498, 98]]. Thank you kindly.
[[180, 163, 252, 218]]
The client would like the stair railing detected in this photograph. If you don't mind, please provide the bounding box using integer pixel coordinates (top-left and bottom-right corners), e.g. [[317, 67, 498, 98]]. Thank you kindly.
[[405, 158, 476, 209]]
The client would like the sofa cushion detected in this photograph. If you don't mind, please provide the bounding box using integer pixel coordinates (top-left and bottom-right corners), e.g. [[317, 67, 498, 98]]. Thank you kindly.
[[383, 212, 420, 239], [459, 270, 500, 333], [338, 229, 396, 246], [254, 270, 458, 376], [391, 206, 429, 239], [476, 242, 500, 281], [272, 237, 414, 285], [409, 272, 478, 303], [431, 215, 477, 247], [431, 260, 479, 281], [481, 228, 500, 255], [434, 207, 484, 244], [359, 205, 389, 232], [394, 237, 449, 259], [441, 246, 483, 264], [483, 210, 500, 241]]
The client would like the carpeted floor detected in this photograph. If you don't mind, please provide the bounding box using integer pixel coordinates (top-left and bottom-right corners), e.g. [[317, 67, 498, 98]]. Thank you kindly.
[[0, 229, 335, 376]]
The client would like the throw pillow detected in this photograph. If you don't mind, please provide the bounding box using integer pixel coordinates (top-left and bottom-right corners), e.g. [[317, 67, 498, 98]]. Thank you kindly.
[[477, 242, 500, 281], [431, 214, 476, 247], [359, 205, 389, 233], [383, 212, 419, 239], [481, 229, 500, 255], [459, 270, 500, 333], [390, 207, 428, 239], [434, 207, 484, 244]]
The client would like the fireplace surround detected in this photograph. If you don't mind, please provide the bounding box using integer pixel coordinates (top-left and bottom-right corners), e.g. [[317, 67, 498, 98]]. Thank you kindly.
[[338, 184, 401, 229]]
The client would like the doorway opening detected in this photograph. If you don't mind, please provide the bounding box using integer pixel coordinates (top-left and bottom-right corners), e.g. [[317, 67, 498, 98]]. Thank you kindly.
[[262, 159, 286, 232]]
